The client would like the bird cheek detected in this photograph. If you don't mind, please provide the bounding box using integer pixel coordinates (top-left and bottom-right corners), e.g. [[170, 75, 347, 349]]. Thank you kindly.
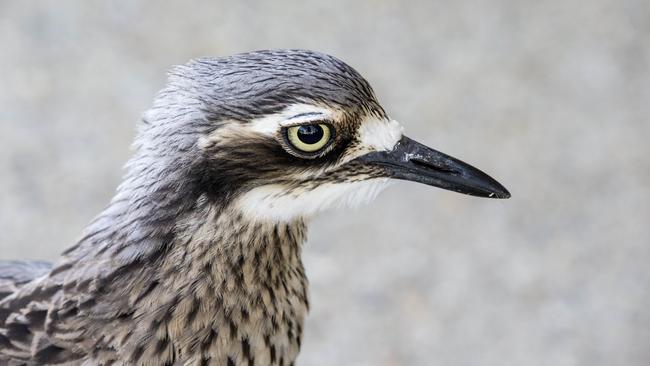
[[335, 142, 379, 166]]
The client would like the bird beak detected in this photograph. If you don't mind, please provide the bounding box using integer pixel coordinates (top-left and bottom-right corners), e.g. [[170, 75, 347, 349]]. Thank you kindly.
[[356, 136, 511, 199]]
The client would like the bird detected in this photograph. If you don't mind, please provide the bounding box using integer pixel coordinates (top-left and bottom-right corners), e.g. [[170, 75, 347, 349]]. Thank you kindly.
[[0, 49, 509, 365]]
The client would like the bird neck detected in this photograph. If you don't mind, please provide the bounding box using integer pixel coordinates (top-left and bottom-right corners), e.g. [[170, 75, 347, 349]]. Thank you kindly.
[[148, 208, 310, 365], [58, 175, 311, 364]]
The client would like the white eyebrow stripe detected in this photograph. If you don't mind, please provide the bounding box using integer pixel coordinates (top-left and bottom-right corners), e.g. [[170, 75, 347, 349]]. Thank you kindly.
[[279, 114, 328, 127], [287, 112, 326, 120], [248, 104, 334, 135]]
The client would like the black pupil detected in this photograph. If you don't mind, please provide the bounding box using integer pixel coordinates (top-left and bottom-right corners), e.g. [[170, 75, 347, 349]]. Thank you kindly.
[[297, 125, 324, 145]]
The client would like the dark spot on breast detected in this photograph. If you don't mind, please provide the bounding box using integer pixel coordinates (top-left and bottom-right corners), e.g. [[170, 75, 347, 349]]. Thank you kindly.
[[270, 344, 277, 363], [186, 297, 200, 324], [270, 315, 279, 331], [131, 344, 145, 363], [155, 337, 170, 354], [242, 337, 254, 364], [134, 280, 159, 305], [120, 330, 133, 346], [229, 319, 238, 339]]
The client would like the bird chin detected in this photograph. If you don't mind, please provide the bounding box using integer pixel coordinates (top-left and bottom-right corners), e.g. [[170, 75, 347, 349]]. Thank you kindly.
[[234, 178, 393, 223]]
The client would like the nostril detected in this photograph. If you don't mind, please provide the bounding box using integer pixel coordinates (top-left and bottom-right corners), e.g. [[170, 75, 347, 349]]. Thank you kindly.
[[411, 158, 458, 175]]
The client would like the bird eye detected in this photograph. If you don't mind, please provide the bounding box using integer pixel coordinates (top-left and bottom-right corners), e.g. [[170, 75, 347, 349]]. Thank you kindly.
[[285, 123, 333, 154]]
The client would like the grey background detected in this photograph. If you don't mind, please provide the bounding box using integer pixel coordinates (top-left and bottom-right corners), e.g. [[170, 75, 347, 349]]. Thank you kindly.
[[1, 1, 649, 365]]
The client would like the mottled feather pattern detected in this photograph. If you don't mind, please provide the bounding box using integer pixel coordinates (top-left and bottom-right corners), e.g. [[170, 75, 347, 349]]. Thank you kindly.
[[0, 262, 52, 302], [0, 49, 394, 365]]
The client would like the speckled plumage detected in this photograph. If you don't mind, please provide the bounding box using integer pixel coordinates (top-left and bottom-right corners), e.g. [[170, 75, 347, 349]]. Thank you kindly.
[[0, 49, 509, 365], [0, 50, 392, 365]]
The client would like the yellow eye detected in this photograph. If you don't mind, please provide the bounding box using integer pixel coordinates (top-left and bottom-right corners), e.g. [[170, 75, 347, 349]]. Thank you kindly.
[[286, 124, 332, 153]]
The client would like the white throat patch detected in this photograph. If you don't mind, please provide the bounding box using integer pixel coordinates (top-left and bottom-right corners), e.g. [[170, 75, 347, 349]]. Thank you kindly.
[[236, 179, 391, 222]]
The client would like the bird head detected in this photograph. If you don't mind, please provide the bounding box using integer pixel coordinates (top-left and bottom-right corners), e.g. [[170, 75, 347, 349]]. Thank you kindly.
[[136, 50, 509, 223]]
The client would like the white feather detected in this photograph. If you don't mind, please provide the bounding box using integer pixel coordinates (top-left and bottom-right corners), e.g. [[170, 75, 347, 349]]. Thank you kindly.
[[357, 118, 403, 151], [248, 104, 338, 135], [236, 179, 392, 222]]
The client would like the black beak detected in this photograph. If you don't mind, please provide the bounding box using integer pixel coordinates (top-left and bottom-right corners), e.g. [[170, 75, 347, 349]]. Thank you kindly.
[[356, 136, 510, 199]]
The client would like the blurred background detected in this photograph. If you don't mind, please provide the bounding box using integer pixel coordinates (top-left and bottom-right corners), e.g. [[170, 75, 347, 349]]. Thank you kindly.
[[1, 1, 649, 365]]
